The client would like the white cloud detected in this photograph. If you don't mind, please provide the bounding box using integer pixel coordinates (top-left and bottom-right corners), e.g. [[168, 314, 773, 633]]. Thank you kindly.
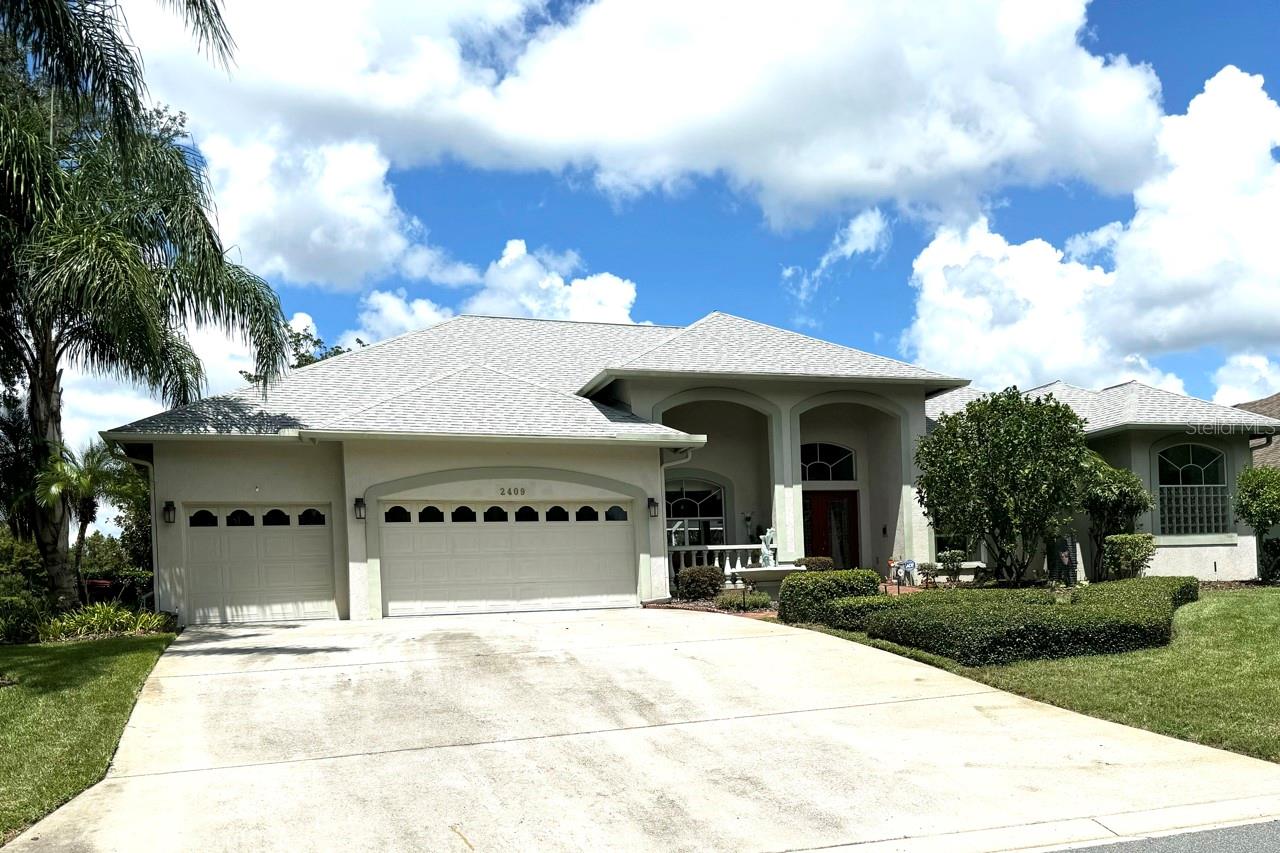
[[1212, 353, 1280, 405], [904, 66, 1280, 394], [783, 208, 890, 318], [338, 290, 455, 348], [126, 0, 1162, 281]]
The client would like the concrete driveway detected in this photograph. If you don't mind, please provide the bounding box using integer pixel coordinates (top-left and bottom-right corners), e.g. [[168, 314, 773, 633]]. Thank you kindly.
[[14, 609, 1280, 852]]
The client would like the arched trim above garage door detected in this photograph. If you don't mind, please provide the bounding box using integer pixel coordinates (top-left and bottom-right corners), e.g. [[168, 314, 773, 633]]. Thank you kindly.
[[362, 466, 651, 574]]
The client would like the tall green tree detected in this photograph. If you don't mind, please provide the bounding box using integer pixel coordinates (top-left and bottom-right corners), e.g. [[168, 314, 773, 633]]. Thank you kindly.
[[0, 63, 289, 609], [1081, 453, 1154, 581], [0, 0, 232, 147], [34, 440, 126, 601], [915, 387, 1090, 584], [0, 390, 36, 538], [1234, 466, 1280, 582]]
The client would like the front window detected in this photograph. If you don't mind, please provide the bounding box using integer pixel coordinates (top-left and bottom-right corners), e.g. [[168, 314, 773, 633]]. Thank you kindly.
[[801, 442, 856, 481], [1157, 444, 1230, 535], [665, 479, 725, 547]]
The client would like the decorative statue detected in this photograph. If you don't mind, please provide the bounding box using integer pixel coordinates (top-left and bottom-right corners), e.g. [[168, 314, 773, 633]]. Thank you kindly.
[[759, 527, 777, 568]]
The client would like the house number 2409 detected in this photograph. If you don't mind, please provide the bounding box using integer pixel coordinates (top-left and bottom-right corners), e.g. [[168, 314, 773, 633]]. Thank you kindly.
[[498, 486, 527, 496]]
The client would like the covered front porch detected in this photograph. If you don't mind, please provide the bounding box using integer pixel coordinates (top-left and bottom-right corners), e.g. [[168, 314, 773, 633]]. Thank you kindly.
[[656, 391, 914, 586]]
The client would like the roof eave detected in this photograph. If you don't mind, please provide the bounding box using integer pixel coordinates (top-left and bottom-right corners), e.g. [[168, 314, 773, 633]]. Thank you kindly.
[[578, 368, 968, 396], [296, 429, 707, 448], [1084, 421, 1280, 439]]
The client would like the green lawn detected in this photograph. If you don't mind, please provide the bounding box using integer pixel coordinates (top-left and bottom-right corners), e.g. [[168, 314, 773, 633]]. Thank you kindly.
[[806, 588, 1280, 763], [0, 634, 172, 843]]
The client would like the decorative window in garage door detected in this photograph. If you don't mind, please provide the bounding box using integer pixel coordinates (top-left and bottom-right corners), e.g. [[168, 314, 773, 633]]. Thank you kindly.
[[226, 509, 255, 527], [188, 509, 218, 527], [299, 508, 326, 526], [384, 505, 411, 523], [263, 509, 291, 526]]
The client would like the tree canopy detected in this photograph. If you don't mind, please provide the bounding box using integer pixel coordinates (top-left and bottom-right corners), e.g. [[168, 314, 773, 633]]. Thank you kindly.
[[915, 387, 1090, 584], [1081, 453, 1153, 581]]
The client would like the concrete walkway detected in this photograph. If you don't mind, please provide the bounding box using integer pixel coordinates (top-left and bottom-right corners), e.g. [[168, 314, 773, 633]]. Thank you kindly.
[[13, 609, 1280, 852]]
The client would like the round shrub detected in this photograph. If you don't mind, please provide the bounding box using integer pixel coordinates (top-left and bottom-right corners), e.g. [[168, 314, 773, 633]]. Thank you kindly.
[[1104, 533, 1157, 579], [675, 565, 726, 601], [778, 569, 882, 623], [938, 550, 966, 583], [823, 595, 899, 631], [715, 589, 773, 612], [793, 556, 836, 571]]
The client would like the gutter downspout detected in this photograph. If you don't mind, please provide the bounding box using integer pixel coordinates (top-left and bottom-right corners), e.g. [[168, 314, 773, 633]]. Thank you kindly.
[[658, 447, 697, 599]]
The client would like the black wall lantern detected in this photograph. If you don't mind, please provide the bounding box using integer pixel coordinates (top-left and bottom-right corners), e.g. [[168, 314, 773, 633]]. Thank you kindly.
[[647, 497, 659, 518], [162, 501, 176, 524], [354, 497, 366, 520]]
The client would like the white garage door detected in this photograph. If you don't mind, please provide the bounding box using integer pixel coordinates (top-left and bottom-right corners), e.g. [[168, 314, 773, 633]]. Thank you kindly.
[[184, 504, 338, 624], [380, 500, 638, 616]]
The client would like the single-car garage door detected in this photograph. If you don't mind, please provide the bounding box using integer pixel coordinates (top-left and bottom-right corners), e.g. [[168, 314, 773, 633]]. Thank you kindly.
[[184, 503, 338, 624], [380, 500, 637, 616]]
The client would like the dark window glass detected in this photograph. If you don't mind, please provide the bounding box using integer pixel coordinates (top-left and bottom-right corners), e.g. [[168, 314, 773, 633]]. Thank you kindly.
[[226, 509, 255, 527], [452, 506, 477, 523], [605, 505, 628, 521], [299, 508, 326, 526], [515, 505, 539, 522], [384, 505, 411, 523], [546, 505, 569, 522], [263, 509, 290, 526], [419, 506, 444, 523], [575, 505, 599, 522], [188, 509, 217, 527], [801, 443, 856, 481], [483, 505, 508, 522]]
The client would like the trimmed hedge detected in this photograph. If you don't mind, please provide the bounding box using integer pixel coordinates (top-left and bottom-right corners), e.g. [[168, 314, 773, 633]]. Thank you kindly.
[[675, 565, 725, 601], [864, 577, 1198, 666], [715, 589, 773, 612], [824, 595, 899, 631], [793, 556, 836, 571], [778, 569, 881, 623]]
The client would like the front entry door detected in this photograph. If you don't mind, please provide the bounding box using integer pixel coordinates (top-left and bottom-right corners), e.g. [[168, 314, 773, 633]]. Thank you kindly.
[[802, 490, 860, 569]]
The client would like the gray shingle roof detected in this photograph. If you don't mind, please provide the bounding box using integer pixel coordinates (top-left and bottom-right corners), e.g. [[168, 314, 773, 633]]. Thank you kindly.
[[1236, 392, 1280, 468], [596, 312, 961, 385], [928, 380, 1280, 436], [108, 312, 964, 439]]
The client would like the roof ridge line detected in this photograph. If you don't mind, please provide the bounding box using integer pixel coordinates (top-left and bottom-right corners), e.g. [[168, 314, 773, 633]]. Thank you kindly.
[[285, 314, 466, 381], [454, 313, 682, 329], [313, 364, 473, 429], [610, 312, 711, 369], [474, 364, 655, 422]]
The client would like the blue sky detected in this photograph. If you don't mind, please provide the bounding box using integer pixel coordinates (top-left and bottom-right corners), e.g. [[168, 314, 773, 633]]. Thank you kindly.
[[63, 1, 1280, 450]]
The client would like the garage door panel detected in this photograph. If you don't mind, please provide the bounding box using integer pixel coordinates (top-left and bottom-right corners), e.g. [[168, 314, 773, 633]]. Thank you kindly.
[[184, 504, 336, 624], [381, 499, 637, 616]]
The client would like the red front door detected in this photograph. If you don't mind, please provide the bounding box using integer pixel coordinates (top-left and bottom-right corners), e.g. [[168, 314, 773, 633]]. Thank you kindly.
[[802, 490, 860, 568]]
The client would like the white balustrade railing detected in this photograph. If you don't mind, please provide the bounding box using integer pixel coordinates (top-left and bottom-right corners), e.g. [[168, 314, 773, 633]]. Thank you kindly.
[[668, 544, 778, 575]]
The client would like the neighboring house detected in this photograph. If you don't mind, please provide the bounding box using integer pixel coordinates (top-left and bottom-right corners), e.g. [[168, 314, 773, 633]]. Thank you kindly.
[[103, 312, 966, 625], [928, 380, 1280, 582], [1235, 391, 1280, 470]]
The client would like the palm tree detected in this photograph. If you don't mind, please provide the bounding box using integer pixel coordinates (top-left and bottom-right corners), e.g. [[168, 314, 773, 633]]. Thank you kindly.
[[34, 440, 127, 603], [1, 65, 289, 609], [0, 0, 233, 146]]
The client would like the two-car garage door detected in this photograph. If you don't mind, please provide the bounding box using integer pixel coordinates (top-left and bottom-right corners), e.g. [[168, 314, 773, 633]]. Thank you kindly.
[[380, 500, 638, 616], [184, 504, 338, 625]]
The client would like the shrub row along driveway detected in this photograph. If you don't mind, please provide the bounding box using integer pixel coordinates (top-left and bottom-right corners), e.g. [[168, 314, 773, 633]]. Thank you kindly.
[[14, 609, 1280, 852]]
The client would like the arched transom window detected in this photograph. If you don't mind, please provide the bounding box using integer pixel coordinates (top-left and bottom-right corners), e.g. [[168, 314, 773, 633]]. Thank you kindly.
[[801, 442, 856, 481], [1157, 444, 1229, 535], [665, 479, 725, 547]]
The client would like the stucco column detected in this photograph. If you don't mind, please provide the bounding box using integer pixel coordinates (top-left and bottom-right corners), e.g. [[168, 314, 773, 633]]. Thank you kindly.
[[772, 406, 804, 561]]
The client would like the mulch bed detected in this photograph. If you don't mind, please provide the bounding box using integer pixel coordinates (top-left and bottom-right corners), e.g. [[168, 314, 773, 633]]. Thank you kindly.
[[644, 601, 777, 620]]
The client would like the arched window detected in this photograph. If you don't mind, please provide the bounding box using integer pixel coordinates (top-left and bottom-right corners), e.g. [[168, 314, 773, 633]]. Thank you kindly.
[[188, 509, 217, 527], [298, 508, 326, 526], [226, 509, 255, 527], [452, 505, 477, 523], [546, 505, 570, 522], [384, 505, 411, 523], [605, 505, 628, 521], [575, 505, 599, 522], [263, 509, 290, 526], [664, 479, 725, 546], [1157, 444, 1229, 534], [515, 505, 539, 522], [801, 443, 856, 481], [419, 506, 444, 523], [483, 505, 508, 522]]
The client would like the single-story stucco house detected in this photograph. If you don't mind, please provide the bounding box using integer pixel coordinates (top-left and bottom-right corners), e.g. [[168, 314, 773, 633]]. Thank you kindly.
[[103, 312, 1280, 625], [929, 381, 1280, 581]]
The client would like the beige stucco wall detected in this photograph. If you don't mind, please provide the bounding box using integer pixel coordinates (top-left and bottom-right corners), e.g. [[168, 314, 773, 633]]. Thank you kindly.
[[341, 439, 667, 619], [151, 439, 348, 622]]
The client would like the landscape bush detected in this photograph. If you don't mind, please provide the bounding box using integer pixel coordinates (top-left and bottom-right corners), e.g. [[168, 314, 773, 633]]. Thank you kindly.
[[1103, 533, 1157, 579], [823, 595, 899, 631], [778, 569, 881, 623], [675, 565, 726, 601], [1261, 538, 1280, 584], [792, 556, 836, 571], [0, 574, 49, 645], [864, 576, 1197, 666], [937, 549, 965, 584], [37, 602, 175, 642], [714, 589, 773, 612]]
